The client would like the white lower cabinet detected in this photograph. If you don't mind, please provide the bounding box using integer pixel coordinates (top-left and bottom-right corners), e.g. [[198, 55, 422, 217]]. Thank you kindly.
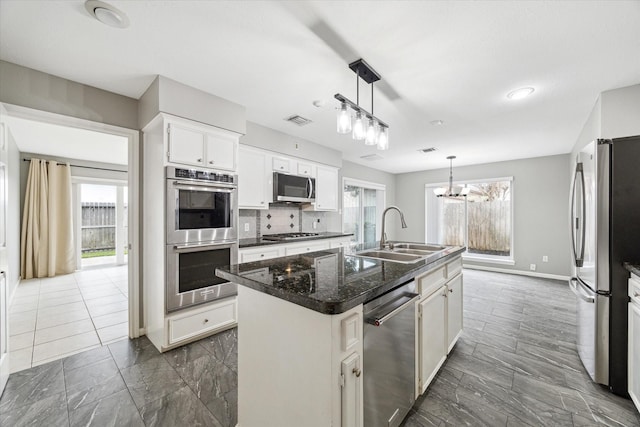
[[415, 256, 464, 397], [341, 352, 362, 427], [628, 273, 640, 411], [239, 246, 282, 263], [447, 273, 463, 352], [417, 286, 447, 396], [167, 297, 237, 346]]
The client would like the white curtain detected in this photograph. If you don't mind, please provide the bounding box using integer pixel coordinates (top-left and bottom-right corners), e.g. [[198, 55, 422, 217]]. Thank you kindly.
[[20, 159, 76, 279]]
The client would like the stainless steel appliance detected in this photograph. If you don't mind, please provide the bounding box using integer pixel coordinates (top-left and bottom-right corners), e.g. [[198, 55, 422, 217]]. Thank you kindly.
[[570, 136, 640, 395], [262, 232, 319, 241], [363, 280, 418, 427], [165, 166, 239, 312], [273, 172, 315, 203], [166, 166, 237, 244], [166, 241, 238, 312]]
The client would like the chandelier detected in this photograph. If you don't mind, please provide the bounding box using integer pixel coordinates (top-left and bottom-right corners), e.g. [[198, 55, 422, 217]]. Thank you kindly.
[[434, 156, 470, 197], [335, 59, 389, 150]]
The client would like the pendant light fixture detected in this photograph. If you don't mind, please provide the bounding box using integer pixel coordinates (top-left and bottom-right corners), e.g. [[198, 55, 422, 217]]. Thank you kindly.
[[434, 156, 470, 197], [335, 59, 389, 150]]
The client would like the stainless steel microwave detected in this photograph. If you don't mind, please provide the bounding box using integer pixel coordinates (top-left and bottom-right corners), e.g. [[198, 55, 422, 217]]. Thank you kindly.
[[273, 172, 315, 203]]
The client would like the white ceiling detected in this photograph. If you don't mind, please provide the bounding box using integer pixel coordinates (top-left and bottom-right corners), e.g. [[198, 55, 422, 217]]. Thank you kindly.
[[8, 117, 128, 165], [1, 1, 639, 173]]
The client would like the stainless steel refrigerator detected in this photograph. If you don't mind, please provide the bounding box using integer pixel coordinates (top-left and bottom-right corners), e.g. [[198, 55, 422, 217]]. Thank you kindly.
[[570, 136, 640, 396]]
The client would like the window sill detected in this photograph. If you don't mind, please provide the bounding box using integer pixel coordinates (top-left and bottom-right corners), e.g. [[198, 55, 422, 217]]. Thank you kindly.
[[462, 254, 515, 266]]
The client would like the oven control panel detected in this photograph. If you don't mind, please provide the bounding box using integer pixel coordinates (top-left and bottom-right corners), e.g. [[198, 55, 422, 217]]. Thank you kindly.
[[172, 167, 235, 184]]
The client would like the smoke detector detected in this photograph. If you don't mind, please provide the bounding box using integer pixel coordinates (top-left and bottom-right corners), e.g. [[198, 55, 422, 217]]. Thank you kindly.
[[85, 1, 129, 28]]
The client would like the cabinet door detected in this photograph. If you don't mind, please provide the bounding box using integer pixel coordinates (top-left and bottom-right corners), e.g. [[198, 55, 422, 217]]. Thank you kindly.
[[315, 166, 339, 211], [446, 273, 463, 353], [205, 131, 236, 171], [341, 352, 363, 427], [629, 297, 640, 410], [168, 123, 205, 167], [418, 287, 447, 395], [238, 146, 269, 209], [297, 162, 315, 177]]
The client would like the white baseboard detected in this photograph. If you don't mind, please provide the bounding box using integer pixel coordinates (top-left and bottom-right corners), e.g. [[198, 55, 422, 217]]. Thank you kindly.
[[463, 264, 570, 281]]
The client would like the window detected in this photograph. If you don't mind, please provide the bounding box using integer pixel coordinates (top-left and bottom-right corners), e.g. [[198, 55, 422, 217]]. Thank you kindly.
[[343, 179, 385, 245], [426, 178, 513, 262]]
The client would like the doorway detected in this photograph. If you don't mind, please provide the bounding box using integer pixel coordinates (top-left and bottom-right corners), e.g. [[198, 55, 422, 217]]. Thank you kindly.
[[2, 104, 140, 372]]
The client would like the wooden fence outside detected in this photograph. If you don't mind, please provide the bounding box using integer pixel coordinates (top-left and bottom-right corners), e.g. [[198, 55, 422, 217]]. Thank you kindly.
[[81, 202, 127, 252], [442, 200, 511, 255]]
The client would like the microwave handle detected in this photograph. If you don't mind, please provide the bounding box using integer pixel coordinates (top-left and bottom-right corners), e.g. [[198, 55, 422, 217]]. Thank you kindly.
[[307, 177, 313, 199]]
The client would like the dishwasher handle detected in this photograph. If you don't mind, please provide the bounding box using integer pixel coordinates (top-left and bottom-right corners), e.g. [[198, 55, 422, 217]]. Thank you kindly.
[[365, 292, 419, 327]]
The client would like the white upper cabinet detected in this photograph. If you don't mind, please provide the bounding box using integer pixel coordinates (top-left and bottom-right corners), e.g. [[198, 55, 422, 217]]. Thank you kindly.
[[238, 146, 271, 209], [272, 157, 290, 173], [297, 161, 315, 177], [167, 119, 238, 171], [315, 165, 339, 211]]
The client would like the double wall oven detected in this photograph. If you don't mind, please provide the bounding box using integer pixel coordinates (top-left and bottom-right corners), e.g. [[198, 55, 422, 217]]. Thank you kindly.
[[165, 166, 238, 312]]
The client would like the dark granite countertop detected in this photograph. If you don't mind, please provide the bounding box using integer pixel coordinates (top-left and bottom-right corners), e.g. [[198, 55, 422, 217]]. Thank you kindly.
[[217, 242, 465, 314], [239, 232, 354, 248], [624, 263, 640, 277]]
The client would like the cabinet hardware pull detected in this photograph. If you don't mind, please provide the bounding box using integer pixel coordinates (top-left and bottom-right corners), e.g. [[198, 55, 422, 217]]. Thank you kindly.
[[635, 292, 639, 298], [197, 158, 202, 162], [260, 254, 264, 257], [209, 160, 214, 164], [352, 368, 361, 377], [204, 319, 209, 323], [449, 289, 454, 293], [261, 201, 264, 204]]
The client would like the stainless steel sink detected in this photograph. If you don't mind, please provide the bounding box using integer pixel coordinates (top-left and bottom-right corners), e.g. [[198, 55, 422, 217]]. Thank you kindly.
[[351, 242, 448, 264], [392, 243, 446, 252], [352, 250, 423, 264], [392, 248, 436, 256]]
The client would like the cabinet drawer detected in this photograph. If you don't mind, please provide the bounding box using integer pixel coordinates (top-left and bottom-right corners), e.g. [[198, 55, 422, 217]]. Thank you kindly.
[[447, 257, 463, 278], [417, 266, 447, 297], [272, 157, 290, 172], [284, 241, 330, 256], [341, 313, 361, 353], [330, 239, 351, 249], [240, 248, 281, 263], [168, 298, 237, 345]]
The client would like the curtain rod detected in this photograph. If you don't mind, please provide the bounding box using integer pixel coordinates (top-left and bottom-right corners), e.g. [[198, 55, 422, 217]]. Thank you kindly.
[[22, 158, 127, 173]]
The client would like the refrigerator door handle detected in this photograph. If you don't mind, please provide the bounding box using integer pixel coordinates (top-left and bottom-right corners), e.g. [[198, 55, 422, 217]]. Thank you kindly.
[[571, 162, 586, 267], [569, 277, 595, 303]]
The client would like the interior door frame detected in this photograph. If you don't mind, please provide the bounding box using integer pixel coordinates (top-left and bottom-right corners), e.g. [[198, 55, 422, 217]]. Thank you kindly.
[[1, 103, 142, 338]]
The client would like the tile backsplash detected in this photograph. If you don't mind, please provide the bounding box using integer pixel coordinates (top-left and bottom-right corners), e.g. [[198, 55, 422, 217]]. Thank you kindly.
[[239, 206, 341, 238]]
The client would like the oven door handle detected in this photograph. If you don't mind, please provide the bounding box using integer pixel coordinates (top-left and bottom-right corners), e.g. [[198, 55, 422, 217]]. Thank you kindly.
[[172, 181, 236, 193], [174, 241, 236, 252]]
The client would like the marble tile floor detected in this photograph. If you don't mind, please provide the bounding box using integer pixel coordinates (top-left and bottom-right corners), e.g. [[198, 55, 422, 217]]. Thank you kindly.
[[401, 269, 640, 427], [8, 264, 129, 373], [2, 269, 639, 426], [0, 327, 238, 427]]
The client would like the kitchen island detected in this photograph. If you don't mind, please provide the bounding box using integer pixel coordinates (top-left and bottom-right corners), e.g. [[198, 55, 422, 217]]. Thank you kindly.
[[216, 243, 465, 427]]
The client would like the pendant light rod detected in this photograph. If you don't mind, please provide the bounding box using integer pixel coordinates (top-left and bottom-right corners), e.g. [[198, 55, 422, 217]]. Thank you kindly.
[[447, 155, 455, 192], [371, 82, 374, 115], [356, 68, 360, 106]]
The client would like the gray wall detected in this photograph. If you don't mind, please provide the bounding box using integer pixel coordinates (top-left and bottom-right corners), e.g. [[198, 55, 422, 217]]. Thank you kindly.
[[0, 61, 138, 130], [138, 76, 246, 134], [395, 154, 572, 276], [241, 122, 342, 168]]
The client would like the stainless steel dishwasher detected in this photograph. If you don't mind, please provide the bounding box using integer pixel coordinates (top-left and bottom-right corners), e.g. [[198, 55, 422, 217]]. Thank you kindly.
[[363, 280, 419, 427]]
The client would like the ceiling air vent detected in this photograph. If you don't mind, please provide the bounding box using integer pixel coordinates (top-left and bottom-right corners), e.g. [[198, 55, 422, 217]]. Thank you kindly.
[[360, 154, 383, 161], [284, 115, 312, 126], [419, 147, 437, 154]]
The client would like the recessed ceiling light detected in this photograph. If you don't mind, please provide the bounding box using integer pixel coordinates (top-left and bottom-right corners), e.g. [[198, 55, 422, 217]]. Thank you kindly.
[[85, 0, 129, 28], [506, 87, 535, 100], [430, 120, 444, 126]]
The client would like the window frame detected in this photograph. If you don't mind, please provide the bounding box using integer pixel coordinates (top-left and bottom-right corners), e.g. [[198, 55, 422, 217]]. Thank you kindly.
[[342, 177, 386, 245], [424, 176, 515, 265]]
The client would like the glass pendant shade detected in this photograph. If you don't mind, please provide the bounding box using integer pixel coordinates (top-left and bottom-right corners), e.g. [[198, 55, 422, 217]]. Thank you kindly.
[[365, 118, 377, 145], [352, 111, 366, 140], [336, 102, 352, 134], [376, 127, 389, 150]]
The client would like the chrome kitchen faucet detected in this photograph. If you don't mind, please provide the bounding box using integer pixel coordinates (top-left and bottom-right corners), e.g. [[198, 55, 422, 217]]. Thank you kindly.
[[380, 206, 407, 250]]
